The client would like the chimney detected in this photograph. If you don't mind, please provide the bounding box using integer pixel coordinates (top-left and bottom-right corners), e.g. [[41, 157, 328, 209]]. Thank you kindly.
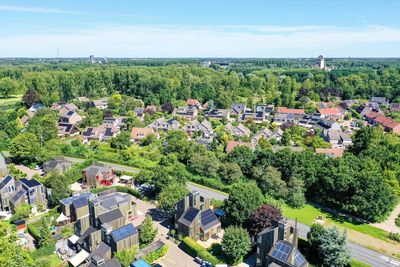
[[293, 218, 298, 248]]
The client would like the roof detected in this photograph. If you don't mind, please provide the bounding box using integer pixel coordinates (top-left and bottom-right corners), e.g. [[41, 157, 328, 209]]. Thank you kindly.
[[56, 213, 69, 223], [0, 175, 13, 190], [111, 223, 137, 242], [78, 226, 99, 243], [269, 240, 307, 267], [178, 207, 200, 226], [187, 99, 201, 107], [69, 249, 90, 267], [60, 192, 95, 205], [366, 112, 400, 130], [200, 209, 221, 231], [89, 241, 111, 260], [226, 141, 255, 153], [318, 107, 341, 115], [99, 208, 124, 224], [277, 107, 304, 114], [20, 178, 41, 188], [10, 188, 26, 204], [315, 148, 344, 158], [72, 196, 89, 209], [131, 127, 154, 139], [131, 259, 152, 267], [68, 234, 80, 244]]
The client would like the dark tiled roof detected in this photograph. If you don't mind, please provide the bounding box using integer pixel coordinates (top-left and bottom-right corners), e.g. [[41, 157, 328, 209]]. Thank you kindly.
[[89, 241, 111, 260], [178, 207, 200, 226], [111, 223, 137, 242], [78, 226, 99, 243], [82, 127, 94, 136], [200, 209, 220, 231], [72, 196, 89, 209], [98, 208, 123, 224]]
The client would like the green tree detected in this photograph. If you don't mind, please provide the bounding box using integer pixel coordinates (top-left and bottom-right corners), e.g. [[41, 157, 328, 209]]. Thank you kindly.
[[221, 226, 251, 264], [226, 182, 263, 224], [139, 215, 158, 246], [286, 177, 306, 208], [27, 109, 58, 144], [45, 172, 70, 207], [38, 218, 53, 247], [11, 204, 32, 222], [218, 162, 243, 184], [110, 131, 132, 150], [10, 133, 40, 164], [0, 77, 18, 98], [319, 227, 351, 267], [125, 110, 142, 130], [158, 182, 189, 213], [255, 166, 288, 199], [22, 88, 41, 108], [115, 245, 138, 267]]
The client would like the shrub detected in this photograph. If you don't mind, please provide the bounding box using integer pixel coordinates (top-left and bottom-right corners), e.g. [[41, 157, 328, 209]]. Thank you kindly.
[[27, 224, 40, 242], [389, 232, 400, 242], [143, 244, 169, 263], [181, 237, 222, 265], [30, 244, 55, 258], [395, 214, 400, 228]]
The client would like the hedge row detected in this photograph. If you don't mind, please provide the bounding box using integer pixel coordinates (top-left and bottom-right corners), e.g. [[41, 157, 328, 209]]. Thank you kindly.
[[181, 237, 222, 266], [143, 244, 169, 263], [27, 224, 40, 242]]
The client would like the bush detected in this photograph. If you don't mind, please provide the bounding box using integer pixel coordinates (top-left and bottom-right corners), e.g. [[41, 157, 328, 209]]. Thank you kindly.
[[27, 224, 40, 242], [181, 237, 222, 265], [30, 244, 55, 258], [143, 244, 169, 263], [389, 232, 400, 242], [395, 214, 400, 228]]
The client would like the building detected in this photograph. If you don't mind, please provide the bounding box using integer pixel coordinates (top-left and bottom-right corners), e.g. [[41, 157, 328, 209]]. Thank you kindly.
[[185, 120, 214, 140], [0, 175, 16, 211], [256, 219, 308, 267], [92, 99, 108, 110], [317, 108, 343, 120], [205, 109, 230, 120], [317, 55, 325, 70], [81, 125, 120, 143], [174, 106, 198, 120], [149, 117, 180, 131], [230, 103, 247, 116], [0, 153, 7, 178], [252, 128, 283, 144], [186, 99, 203, 110], [6, 178, 47, 213], [66, 189, 138, 267], [43, 157, 73, 174], [82, 164, 116, 188], [19, 178, 47, 211], [130, 127, 158, 143], [60, 192, 95, 223], [321, 130, 352, 148], [275, 108, 304, 124], [226, 140, 255, 153], [144, 105, 157, 114], [175, 191, 221, 241], [225, 123, 251, 138], [58, 122, 80, 137], [365, 112, 400, 133], [315, 148, 345, 158], [134, 108, 145, 121], [371, 97, 388, 105], [390, 103, 400, 113]]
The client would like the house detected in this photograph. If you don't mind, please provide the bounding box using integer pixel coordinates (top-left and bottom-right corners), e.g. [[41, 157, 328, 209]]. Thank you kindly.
[[144, 105, 157, 114], [92, 98, 108, 109], [67, 189, 138, 267], [322, 130, 352, 148], [256, 218, 308, 267], [341, 100, 357, 109], [317, 107, 344, 120], [149, 117, 180, 131], [81, 126, 120, 143], [241, 110, 268, 123], [298, 114, 321, 128], [276, 107, 305, 119], [52, 102, 79, 113], [226, 140, 255, 153], [314, 120, 341, 131], [130, 127, 158, 143], [365, 112, 400, 134], [134, 108, 145, 121], [0, 153, 7, 178], [186, 99, 203, 110], [82, 164, 116, 188], [76, 96, 90, 103], [274, 113, 295, 125], [60, 192, 95, 223], [174, 106, 198, 120], [356, 104, 382, 116], [206, 109, 230, 120], [252, 128, 283, 144], [255, 104, 275, 113], [315, 148, 345, 158], [390, 103, 400, 113], [371, 97, 388, 105], [225, 123, 251, 138], [0, 175, 16, 212], [17, 178, 47, 213], [43, 157, 73, 174], [102, 117, 125, 128], [230, 103, 247, 116], [58, 122, 80, 137], [175, 191, 221, 241], [185, 120, 214, 139], [28, 103, 45, 113]]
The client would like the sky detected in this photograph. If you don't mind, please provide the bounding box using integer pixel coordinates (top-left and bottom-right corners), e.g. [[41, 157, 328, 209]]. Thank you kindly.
[[0, 0, 400, 58]]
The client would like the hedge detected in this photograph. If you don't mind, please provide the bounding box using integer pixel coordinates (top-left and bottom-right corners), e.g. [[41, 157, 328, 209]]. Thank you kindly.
[[143, 244, 169, 263], [181, 237, 222, 265], [30, 244, 55, 258], [27, 224, 40, 242]]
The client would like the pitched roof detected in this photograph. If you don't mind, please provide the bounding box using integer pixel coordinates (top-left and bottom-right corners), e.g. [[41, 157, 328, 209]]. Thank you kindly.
[[10, 188, 27, 204], [366, 112, 400, 130], [186, 99, 201, 106], [226, 141, 255, 153], [98, 208, 123, 224], [20, 178, 41, 188], [131, 127, 154, 139], [277, 107, 304, 114], [178, 207, 200, 226], [315, 148, 344, 158], [111, 223, 137, 242], [318, 107, 342, 115], [200, 209, 221, 231], [0, 175, 13, 190]]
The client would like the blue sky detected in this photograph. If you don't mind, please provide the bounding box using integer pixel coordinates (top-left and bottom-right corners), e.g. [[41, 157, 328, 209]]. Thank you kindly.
[[1, 0, 400, 57]]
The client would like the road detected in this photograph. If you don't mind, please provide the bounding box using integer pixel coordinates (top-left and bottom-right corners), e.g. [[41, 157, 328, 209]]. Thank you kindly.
[[290, 219, 400, 267], [67, 157, 400, 266], [65, 156, 140, 173], [186, 182, 228, 201]]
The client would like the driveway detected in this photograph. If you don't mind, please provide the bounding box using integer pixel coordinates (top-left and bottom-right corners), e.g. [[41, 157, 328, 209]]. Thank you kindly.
[[132, 197, 198, 267], [15, 165, 42, 178]]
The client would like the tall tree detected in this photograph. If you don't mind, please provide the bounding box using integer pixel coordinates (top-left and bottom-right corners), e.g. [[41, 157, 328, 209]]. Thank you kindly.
[[319, 227, 351, 267], [221, 226, 251, 265], [0, 77, 18, 98], [139, 215, 158, 246], [22, 88, 41, 108], [158, 182, 189, 213], [245, 204, 283, 237], [10, 133, 40, 164]]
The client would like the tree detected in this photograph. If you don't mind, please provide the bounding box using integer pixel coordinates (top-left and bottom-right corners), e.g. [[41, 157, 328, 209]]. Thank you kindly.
[[115, 245, 138, 267], [22, 88, 41, 108], [226, 182, 263, 224], [26, 109, 58, 144], [218, 162, 243, 184], [45, 172, 70, 207], [286, 177, 306, 208], [188, 153, 220, 178], [158, 182, 189, 213], [110, 131, 131, 150], [227, 146, 255, 176], [255, 166, 288, 199], [245, 204, 283, 237], [139, 215, 158, 246], [38, 218, 53, 247], [221, 226, 251, 264], [11, 204, 32, 222], [125, 110, 142, 130], [0, 77, 18, 98], [161, 102, 174, 113], [319, 227, 351, 267], [10, 133, 40, 164], [307, 224, 325, 252]]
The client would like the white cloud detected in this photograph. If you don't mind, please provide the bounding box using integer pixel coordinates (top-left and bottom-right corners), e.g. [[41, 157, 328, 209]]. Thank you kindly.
[[0, 5, 79, 14], [1, 24, 400, 57]]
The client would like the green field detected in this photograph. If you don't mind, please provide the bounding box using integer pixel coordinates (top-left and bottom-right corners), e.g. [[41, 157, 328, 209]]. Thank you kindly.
[[0, 94, 22, 110], [281, 203, 390, 242]]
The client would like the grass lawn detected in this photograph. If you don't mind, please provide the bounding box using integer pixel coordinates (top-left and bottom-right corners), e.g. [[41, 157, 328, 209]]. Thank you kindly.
[[350, 259, 372, 267], [187, 181, 229, 196], [281, 202, 390, 242], [0, 94, 22, 110]]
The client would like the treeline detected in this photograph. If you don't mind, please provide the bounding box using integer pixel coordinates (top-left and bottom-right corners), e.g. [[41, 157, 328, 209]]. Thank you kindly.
[[1, 63, 400, 107]]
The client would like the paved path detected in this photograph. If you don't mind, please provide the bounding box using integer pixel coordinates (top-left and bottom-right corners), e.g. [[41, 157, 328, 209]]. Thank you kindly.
[[65, 157, 140, 173], [290, 219, 400, 267], [186, 182, 228, 201]]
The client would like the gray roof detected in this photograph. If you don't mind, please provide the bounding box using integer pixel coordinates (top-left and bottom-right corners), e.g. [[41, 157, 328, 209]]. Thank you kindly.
[[88, 257, 121, 267], [111, 223, 137, 242], [200, 209, 221, 231], [0, 175, 13, 190], [178, 207, 200, 226], [89, 241, 111, 260], [10, 188, 26, 204], [78, 226, 99, 243], [98, 208, 123, 224]]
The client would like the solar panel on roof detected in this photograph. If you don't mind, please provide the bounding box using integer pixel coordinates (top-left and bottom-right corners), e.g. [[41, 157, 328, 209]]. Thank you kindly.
[[294, 250, 306, 266], [201, 209, 219, 228], [111, 223, 136, 242], [271, 241, 292, 263], [183, 207, 200, 223]]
